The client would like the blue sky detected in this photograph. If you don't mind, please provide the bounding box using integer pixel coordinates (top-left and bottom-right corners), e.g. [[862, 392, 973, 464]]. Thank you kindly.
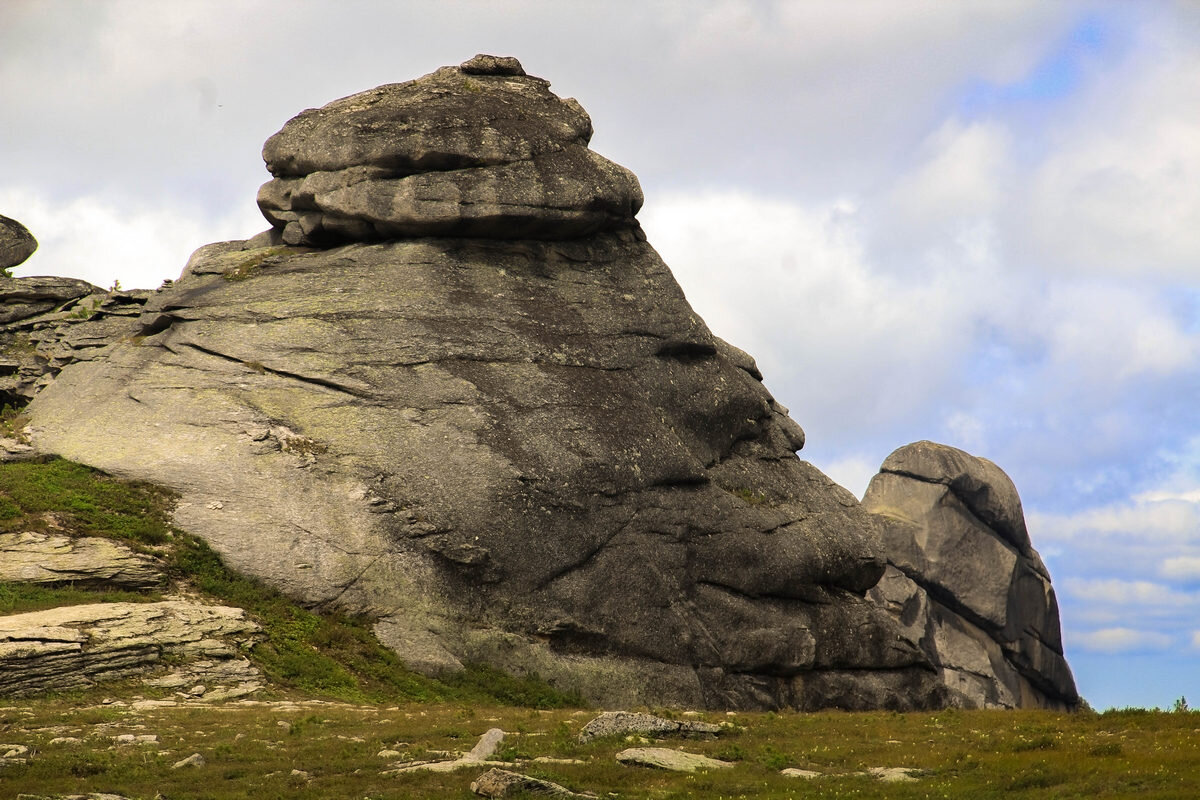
[[3, 0, 1198, 710]]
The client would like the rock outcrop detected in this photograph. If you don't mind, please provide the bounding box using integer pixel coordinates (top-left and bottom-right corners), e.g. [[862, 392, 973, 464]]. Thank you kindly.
[[23, 56, 952, 711], [0, 215, 37, 272], [863, 441, 1079, 709], [0, 274, 153, 408], [0, 600, 261, 696], [257, 53, 642, 246]]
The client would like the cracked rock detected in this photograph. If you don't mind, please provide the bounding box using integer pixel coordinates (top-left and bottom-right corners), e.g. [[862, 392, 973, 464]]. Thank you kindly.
[[471, 767, 595, 798], [578, 711, 721, 743]]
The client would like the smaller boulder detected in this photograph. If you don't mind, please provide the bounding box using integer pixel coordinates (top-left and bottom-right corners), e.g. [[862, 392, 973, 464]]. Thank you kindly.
[[615, 747, 733, 772], [471, 767, 594, 798], [578, 711, 721, 743], [0, 216, 37, 271], [863, 441, 1078, 710]]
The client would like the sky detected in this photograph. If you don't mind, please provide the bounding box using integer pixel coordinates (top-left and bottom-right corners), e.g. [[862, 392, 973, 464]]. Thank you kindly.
[[3, 0, 1198, 711]]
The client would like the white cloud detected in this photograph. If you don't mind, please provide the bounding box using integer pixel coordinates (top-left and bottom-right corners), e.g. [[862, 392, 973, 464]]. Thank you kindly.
[[817, 454, 880, 500], [1073, 627, 1172, 654], [1030, 497, 1200, 544], [1064, 578, 1198, 608], [640, 190, 983, 446], [1, 186, 261, 290], [886, 119, 1012, 238], [1192, 631, 1200, 650], [1017, 15, 1200, 280], [1161, 557, 1200, 581]]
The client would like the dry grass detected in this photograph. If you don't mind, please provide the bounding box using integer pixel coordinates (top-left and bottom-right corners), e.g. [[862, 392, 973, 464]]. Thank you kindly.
[[1, 696, 1197, 799]]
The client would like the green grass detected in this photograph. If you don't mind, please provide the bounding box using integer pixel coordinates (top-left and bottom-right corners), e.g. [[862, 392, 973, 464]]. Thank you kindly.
[[0, 458, 175, 545], [0, 581, 160, 614]]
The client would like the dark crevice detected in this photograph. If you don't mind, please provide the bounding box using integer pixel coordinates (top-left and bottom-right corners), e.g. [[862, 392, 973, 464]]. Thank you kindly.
[[138, 313, 180, 337], [655, 341, 717, 360], [892, 562, 1001, 637], [179, 341, 375, 400]]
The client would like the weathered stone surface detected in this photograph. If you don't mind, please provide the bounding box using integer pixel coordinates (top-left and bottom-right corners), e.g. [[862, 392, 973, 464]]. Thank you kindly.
[[578, 711, 721, 743], [466, 728, 507, 762], [471, 767, 594, 798], [0, 215, 37, 271], [0, 276, 97, 325], [0, 531, 162, 589], [384, 727, 509, 773], [256, 56, 641, 245], [0, 600, 262, 696], [868, 767, 921, 783], [616, 747, 733, 772], [24, 59, 953, 712], [864, 441, 1078, 710], [880, 439, 1030, 551]]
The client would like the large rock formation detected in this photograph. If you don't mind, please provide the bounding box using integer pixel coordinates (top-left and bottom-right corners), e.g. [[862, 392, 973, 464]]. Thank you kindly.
[[863, 441, 1079, 709], [23, 56, 951, 711]]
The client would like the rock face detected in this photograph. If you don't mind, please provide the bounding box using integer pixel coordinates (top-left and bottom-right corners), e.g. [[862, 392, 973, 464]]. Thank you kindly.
[[863, 441, 1078, 709], [0, 215, 37, 272], [23, 56, 953, 711]]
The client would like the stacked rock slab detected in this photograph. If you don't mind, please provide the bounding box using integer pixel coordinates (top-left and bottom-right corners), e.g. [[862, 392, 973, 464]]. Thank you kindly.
[[25, 56, 952, 711], [862, 441, 1079, 709]]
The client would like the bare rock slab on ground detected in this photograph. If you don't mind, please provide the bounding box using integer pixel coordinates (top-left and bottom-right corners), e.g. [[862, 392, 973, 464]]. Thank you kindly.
[[578, 711, 721, 742], [867, 766, 921, 782], [384, 727, 509, 773], [0, 600, 262, 696], [471, 767, 596, 798], [0, 531, 162, 589], [616, 747, 734, 772]]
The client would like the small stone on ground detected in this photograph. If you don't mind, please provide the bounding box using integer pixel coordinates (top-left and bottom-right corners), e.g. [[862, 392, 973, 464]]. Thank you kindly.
[[471, 767, 594, 798], [615, 747, 733, 772], [578, 711, 721, 743]]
